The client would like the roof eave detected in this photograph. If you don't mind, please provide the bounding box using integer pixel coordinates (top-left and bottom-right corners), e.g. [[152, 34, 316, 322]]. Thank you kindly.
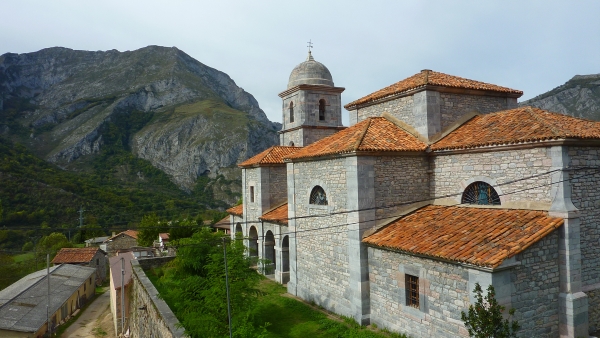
[[279, 84, 345, 98], [284, 149, 427, 163], [431, 138, 600, 155], [345, 84, 522, 111]]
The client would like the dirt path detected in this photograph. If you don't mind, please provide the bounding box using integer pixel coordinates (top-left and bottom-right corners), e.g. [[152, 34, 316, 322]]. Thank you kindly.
[[61, 288, 116, 338]]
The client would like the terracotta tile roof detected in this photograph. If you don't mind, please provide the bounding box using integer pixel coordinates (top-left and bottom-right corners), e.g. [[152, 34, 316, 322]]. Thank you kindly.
[[363, 205, 563, 268], [259, 203, 288, 224], [51, 247, 103, 264], [227, 204, 243, 216], [285, 117, 427, 160], [345, 70, 523, 109], [159, 233, 169, 241], [239, 146, 300, 167], [106, 230, 138, 241], [432, 107, 600, 151]]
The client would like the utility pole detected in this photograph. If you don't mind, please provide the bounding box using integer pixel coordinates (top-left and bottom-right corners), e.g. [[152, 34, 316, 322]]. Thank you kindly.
[[222, 237, 232, 338], [46, 254, 51, 336], [78, 206, 85, 227], [121, 256, 125, 336]]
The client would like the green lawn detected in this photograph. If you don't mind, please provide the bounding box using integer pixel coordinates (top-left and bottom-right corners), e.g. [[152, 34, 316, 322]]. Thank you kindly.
[[12, 252, 34, 263], [146, 268, 406, 338]]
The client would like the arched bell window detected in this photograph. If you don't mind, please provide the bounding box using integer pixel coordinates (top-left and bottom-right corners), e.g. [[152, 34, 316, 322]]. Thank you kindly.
[[289, 141, 295, 146], [318, 99, 326, 121], [461, 181, 501, 205], [289, 101, 294, 123], [309, 186, 328, 205]]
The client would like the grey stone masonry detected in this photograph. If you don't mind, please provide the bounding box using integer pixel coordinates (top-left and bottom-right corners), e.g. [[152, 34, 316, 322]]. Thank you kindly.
[[569, 146, 600, 332], [548, 146, 589, 337], [374, 155, 430, 219], [367, 230, 560, 338], [287, 157, 353, 317], [279, 85, 345, 147], [351, 89, 517, 142], [129, 259, 185, 338], [439, 93, 517, 131], [353, 95, 413, 126], [431, 148, 553, 206]]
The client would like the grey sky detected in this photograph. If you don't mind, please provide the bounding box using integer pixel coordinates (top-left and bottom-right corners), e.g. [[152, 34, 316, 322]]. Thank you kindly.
[[2, 1, 599, 125]]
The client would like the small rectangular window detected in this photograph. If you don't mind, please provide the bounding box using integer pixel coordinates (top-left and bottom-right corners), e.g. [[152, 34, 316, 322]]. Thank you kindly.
[[405, 274, 419, 308], [250, 186, 255, 203]]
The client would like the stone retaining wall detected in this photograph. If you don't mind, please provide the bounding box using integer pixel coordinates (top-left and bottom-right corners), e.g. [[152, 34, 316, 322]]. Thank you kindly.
[[129, 259, 185, 338]]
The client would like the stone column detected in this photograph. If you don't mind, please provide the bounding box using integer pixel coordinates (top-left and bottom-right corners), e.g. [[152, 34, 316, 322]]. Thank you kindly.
[[412, 90, 440, 142], [287, 162, 298, 295], [548, 146, 589, 337], [346, 156, 374, 325]]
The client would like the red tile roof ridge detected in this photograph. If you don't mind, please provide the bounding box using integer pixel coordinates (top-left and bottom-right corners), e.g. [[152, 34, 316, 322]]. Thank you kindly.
[[363, 205, 563, 268], [345, 70, 523, 109], [106, 230, 138, 241], [431, 106, 600, 151], [239, 146, 302, 167], [226, 204, 243, 216], [259, 203, 289, 224], [51, 247, 101, 264], [285, 117, 427, 161]]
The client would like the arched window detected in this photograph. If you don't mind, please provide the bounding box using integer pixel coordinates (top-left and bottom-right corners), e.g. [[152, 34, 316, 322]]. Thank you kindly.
[[319, 99, 326, 121], [289, 102, 294, 123], [309, 186, 328, 205], [289, 141, 295, 146], [461, 181, 501, 205]]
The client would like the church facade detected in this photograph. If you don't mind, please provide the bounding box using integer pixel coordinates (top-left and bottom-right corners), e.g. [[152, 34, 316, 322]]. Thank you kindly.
[[227, 51, 600, 337]]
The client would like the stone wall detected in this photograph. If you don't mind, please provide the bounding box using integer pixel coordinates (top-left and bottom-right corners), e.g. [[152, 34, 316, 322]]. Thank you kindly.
[[290, 157, 353, 317], [268, 166, 288, 206], [368, 246, 471, 337], [105, 235, 138, 256], [431, 148, 553, 205], [129, 259, 185, 338], [510, 230, 560, 337], [439, 93, 517, 131], [355, 95, 413, 125], [568, 146, 600, 331], [280, 127, 340, 147], [367, 229, 559, 338], [374, 155, 429, 218], [244, 167, 260, 234]]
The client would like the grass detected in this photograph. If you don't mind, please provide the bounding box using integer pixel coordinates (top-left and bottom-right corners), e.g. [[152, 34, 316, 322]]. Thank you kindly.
[[12, 252, 34, 263], [146, 268, 407, 338]]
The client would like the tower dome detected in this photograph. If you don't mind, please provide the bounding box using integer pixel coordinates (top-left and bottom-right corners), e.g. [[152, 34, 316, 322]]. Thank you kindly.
[[287, 51, 334, 88]]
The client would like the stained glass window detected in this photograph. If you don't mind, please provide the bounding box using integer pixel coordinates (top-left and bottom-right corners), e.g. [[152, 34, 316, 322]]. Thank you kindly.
[[461, 181, 501, 205], [309, 186, 328, 205]]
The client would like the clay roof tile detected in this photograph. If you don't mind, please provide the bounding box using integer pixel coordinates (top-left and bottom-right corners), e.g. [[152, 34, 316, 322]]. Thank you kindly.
[[345, 70, 522, 109], [239, 146, 300, 167], [363, 205, 563, 268]]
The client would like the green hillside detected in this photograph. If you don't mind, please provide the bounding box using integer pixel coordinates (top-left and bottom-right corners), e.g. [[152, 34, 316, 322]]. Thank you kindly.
[[0, 136, 225, 251]]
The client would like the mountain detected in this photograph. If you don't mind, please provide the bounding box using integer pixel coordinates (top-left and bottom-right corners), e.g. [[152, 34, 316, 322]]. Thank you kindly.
[[0, 46, 280, 206], [520, 73, 600, 120]]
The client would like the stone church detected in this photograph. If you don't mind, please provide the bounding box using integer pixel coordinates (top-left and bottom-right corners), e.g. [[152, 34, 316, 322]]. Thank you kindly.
[[226, 50, 600, 337]]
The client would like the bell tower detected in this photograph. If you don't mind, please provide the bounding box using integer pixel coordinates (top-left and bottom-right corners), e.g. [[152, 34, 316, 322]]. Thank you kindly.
[[278, 47, 345, 147]]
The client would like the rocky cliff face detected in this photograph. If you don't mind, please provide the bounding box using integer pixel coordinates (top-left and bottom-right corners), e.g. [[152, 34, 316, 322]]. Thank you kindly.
[[520, 73, 600, 120], [0, 46, 280, 204]]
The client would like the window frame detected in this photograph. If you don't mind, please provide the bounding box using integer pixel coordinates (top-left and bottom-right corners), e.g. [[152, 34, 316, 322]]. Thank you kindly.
[[405, 274, 419, 308], [318, 99, 326, 121], [461, 181, 501, 205], [309, 186, 328, 206]]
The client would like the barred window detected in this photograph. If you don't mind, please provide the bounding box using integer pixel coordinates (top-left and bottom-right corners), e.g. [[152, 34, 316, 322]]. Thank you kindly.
[[461, 181, 501, 205], [289, 102, 294, 123], [405, 274, 419, 308], [319, 99, 326, 121], [309, 186, 328, 205]]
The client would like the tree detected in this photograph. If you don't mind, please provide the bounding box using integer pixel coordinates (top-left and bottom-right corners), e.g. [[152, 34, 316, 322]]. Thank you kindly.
[[168, 217, 200, 241], [159, 229, 268, 337], [137, 213, 167, 247], [36, 232, 73, 261], [0, 199, 3, 223], [461, 283, 520, 338]]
